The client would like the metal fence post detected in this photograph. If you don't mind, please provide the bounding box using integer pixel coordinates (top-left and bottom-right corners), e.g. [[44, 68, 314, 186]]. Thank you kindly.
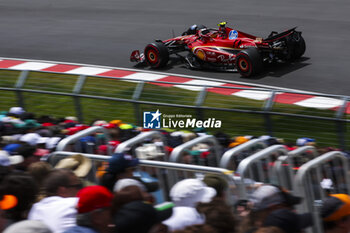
[[262, 90, 276, 136], [73, 75, 86, 123], [15, 70, 29, 109], [195, 86, 207, 121], [335, 97, 348, 150], [133, 81, 145, 126]]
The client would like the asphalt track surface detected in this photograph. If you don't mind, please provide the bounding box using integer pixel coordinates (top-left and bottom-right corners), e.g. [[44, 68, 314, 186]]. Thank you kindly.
[[0, 0, 349, 95]]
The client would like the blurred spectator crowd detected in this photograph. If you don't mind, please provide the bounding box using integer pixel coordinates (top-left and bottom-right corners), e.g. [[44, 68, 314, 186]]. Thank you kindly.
[[1, 106, 350, 233]]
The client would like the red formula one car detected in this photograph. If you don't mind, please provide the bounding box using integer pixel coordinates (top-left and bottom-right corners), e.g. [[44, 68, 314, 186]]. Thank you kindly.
[[130, 22, 305, 77]]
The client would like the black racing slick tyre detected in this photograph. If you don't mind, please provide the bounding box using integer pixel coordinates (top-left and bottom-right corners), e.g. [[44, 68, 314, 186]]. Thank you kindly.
[[235, 48, 263, 77], [293, 34, 306, 59], [285, 32, 306, 61], [144, 42, 169, 68]]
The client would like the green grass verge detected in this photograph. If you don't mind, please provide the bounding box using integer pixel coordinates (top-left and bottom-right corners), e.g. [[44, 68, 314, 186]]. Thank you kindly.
[[0, 70, 349, 149]]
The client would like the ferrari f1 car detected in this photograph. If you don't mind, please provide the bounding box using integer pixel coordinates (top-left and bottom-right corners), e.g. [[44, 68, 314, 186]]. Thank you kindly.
[[130, 22, 305, 77]]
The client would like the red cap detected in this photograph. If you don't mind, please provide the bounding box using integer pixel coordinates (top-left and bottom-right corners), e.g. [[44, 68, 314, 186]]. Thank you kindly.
[[103, 123, 116, 129], [76, 185, 113, 213], [42, 122, 55, 127]]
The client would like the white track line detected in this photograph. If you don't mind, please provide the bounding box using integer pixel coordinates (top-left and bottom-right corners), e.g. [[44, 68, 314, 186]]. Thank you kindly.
[[65, 67, 112, 75], [10, 62, 56, 71], [294, 97, 343, 109]]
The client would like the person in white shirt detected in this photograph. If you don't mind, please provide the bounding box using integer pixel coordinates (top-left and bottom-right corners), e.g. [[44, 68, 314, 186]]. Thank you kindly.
[[28, 169, 82, 233]]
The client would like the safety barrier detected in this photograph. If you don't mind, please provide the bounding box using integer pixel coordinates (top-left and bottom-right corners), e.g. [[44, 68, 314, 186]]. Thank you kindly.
[[167, 135, 221, 187], [219, 138, 267, 170], [235, 145, 289, 199], [273, 146, 318, 191], [49, 151, 237, 204], [55, 126, 112, 154], [1, 69, 350, 149], [294, 151, 350, 233], [169, 135, 221, 165], [114, 131, 168, 160]]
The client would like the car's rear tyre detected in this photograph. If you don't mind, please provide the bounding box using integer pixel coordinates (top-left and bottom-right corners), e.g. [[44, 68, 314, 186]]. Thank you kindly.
[[235, 48, 263, 77], [144, 42, 169, 68], [285, 32, 306, 61], [293, 34, 306, 59]]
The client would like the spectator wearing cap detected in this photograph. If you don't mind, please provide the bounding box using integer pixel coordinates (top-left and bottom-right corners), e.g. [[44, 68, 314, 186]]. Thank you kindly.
[[250, 185, 302, 212], [113, 178, 147, 193], [229, 136, 250, 148], [8, 107, 25, 117], [240, 185, 305, 233], [112, 179, 156, 215], [55, 154, 95, 187], [28, 169, 82, 233], [114, 200, 173, 233], [0, 192, 18, 232], [321, 194, 350, 233], [0, 150, 24, 170], [100, 153, 139, 191], [296, 137, 315, 147], [1, 173, 38, 223], [100, 153, 158, 194], [63, 186, 113, 233], [162, 178, 216, 231]]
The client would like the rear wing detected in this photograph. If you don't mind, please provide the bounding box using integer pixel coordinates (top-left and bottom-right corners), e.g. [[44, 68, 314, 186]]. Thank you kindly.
[[263, 27, 297, 42]]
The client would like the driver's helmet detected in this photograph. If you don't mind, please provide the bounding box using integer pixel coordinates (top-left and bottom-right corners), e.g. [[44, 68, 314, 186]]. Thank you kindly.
[[218, 21, 227, 31], [189, 24, 198, 33], [183, 24, 207, 36], [217, 21, 227, 38]]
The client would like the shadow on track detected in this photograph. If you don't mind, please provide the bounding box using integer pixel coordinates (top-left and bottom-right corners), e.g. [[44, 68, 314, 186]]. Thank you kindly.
[[133, 56, 311, 80], [248, 57, 311, 80]]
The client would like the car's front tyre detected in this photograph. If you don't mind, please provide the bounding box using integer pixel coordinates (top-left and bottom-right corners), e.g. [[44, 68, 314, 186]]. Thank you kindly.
[[144, 42, 169, 68]]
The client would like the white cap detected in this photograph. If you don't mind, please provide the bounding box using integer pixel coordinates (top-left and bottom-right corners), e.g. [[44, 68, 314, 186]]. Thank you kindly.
[[93, 120, 108, 126], [296, 137, 315, 146], [46, 137, 61, 149], [19, 133, 42, 146], [0, 150, 24, 166], [9, 107, 25, 115], [37, 137, 49, 145], [65, 116, 78, 121], [170, 179, 216, 207], [113, 178, 146, 192]]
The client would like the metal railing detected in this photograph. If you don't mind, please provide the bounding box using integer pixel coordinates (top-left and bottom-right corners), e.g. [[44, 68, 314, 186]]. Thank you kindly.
[[235, 145, 289, 198], [49, 151, 237, 204], [273, 146, 318, 191], [115, 131, 168, 160], [1, 69, 350, 149], [169, 135, 221, 165], [294, 151, 350, 233], [219, 138, 267, 170], [56, 126, 112, 153]]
